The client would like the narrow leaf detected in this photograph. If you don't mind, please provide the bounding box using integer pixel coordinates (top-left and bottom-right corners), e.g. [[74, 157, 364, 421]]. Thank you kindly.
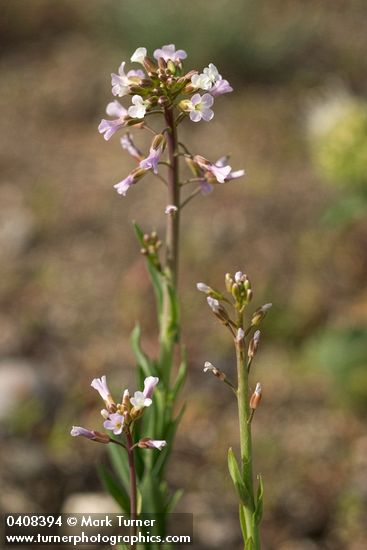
[[98, 465, 130, 513], [133, 222, 164, 314], [131, 323, 155, 378], [108, 443, 130, 490], [228, 448, 251, 507], [239, 504, 248, 542], [253, 474, 264, 525], [172, 347, 188, 400]]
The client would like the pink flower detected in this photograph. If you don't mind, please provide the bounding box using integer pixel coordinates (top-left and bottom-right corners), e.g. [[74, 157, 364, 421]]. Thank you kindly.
[[91, 375, 112, 402], [111, 61, 144, 97], [153, 44, 187, 63], [187, 93, 214, 122], [121, 133, 143, 161], [103, 413, 125, 435], [143, 376, 159, 399], [209, 79, 233, 97], [98, 101, 128, 141], [113, 167, 147, 196]]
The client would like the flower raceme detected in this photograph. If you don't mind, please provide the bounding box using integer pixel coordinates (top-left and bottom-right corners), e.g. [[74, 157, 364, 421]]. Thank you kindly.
[[97, 44, 244, 197], [71, 375, 166, 450]]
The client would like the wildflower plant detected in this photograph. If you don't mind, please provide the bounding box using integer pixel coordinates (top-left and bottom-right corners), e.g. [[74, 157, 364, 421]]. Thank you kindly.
[[73, 43, 244, 543], [198, 272, 271, 549]]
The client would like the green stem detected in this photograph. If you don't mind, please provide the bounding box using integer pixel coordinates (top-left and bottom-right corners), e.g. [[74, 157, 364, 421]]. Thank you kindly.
[[236, 311, 260, 549], [126, 429, 137, 548], [158, 106, 180, 387]]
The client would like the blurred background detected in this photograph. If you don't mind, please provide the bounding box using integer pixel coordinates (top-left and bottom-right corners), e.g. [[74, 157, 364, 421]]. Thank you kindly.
[[1, 1, 366, 548]]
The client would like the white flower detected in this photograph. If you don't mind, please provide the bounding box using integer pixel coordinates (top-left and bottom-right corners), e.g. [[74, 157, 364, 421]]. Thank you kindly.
[[187, 93, 214, 122], [191, 63, 222, 91], [131, 47, 147, 64], [128, 95, 148, 119], [130, 391, 152, 410]]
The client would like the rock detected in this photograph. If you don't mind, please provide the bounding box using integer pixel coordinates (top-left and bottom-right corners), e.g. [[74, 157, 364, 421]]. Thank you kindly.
[[0, 359, 39, 421], [0, 185, 35, 260], [62, 492, 120, 514]]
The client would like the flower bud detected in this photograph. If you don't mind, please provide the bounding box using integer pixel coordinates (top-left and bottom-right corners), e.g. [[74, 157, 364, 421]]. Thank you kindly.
[[167, 60, 176, 74], [250, 303, 272, 327], [157, 57, 167, 71], [249, 383, 262, 410], [197, 282, 211, 294], [165, 204, 178, 215], [143, 56, 157, 74], [203, 361, 226, 381], [225, 273, 234, 292], [248, 330, 260, 360], [138, 438, 167, 451], [152, 133, 166, 151]]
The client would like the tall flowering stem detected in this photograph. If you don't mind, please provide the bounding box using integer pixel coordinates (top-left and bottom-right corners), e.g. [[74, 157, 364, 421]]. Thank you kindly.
[[199, 273, 271, 549], [95, 44, 245, 542]]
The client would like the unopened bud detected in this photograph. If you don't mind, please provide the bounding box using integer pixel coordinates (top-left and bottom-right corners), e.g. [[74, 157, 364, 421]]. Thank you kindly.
[[122, 389, 130, 409], [183, 83, 195, 94], [236, 328, 245, 342], [138, 438, 167, 450], [165, 204, 178, 215], [157, 95, 169, 107], [100, 409, 109, 420], [143, 56, 157, 74], [152, 133, 166, 150], [203, 361, 226, 381], [246, 289, 253, 302], [248, 330, 260, 360], [231, 283, 241, 301], [197, 282, 211, 294], [225, 273, 234, 292], [249, 382, 262, 410], [157, 57, 167, 71], [167, 60, 176, 74], [251, 303, 272, 327]]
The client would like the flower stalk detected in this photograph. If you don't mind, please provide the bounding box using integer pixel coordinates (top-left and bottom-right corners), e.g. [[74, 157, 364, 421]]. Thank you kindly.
[[199, 272, 270, 549]]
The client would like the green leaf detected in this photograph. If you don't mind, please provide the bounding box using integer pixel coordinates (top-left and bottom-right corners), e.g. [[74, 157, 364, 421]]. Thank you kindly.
[[108, 443, 130, 490], [227, 448, 251, 507], [253, 474, 264, 525], [166, 488, 184, 514], [133, 222, 164, 315], [172, 347, 188, 400], [245, 537, 255, 550], [166, 282, 180, 341], [152, 404, 186, 478], [131, 323, 155, 378], [98, 464, 130, 513], [239, 504, 248, 542]]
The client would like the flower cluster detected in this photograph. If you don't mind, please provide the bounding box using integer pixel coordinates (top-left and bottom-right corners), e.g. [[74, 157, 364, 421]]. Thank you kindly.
[[198, 271, 272, 420], [71, 375, 166, 451], [98, 44, 244, 198]]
